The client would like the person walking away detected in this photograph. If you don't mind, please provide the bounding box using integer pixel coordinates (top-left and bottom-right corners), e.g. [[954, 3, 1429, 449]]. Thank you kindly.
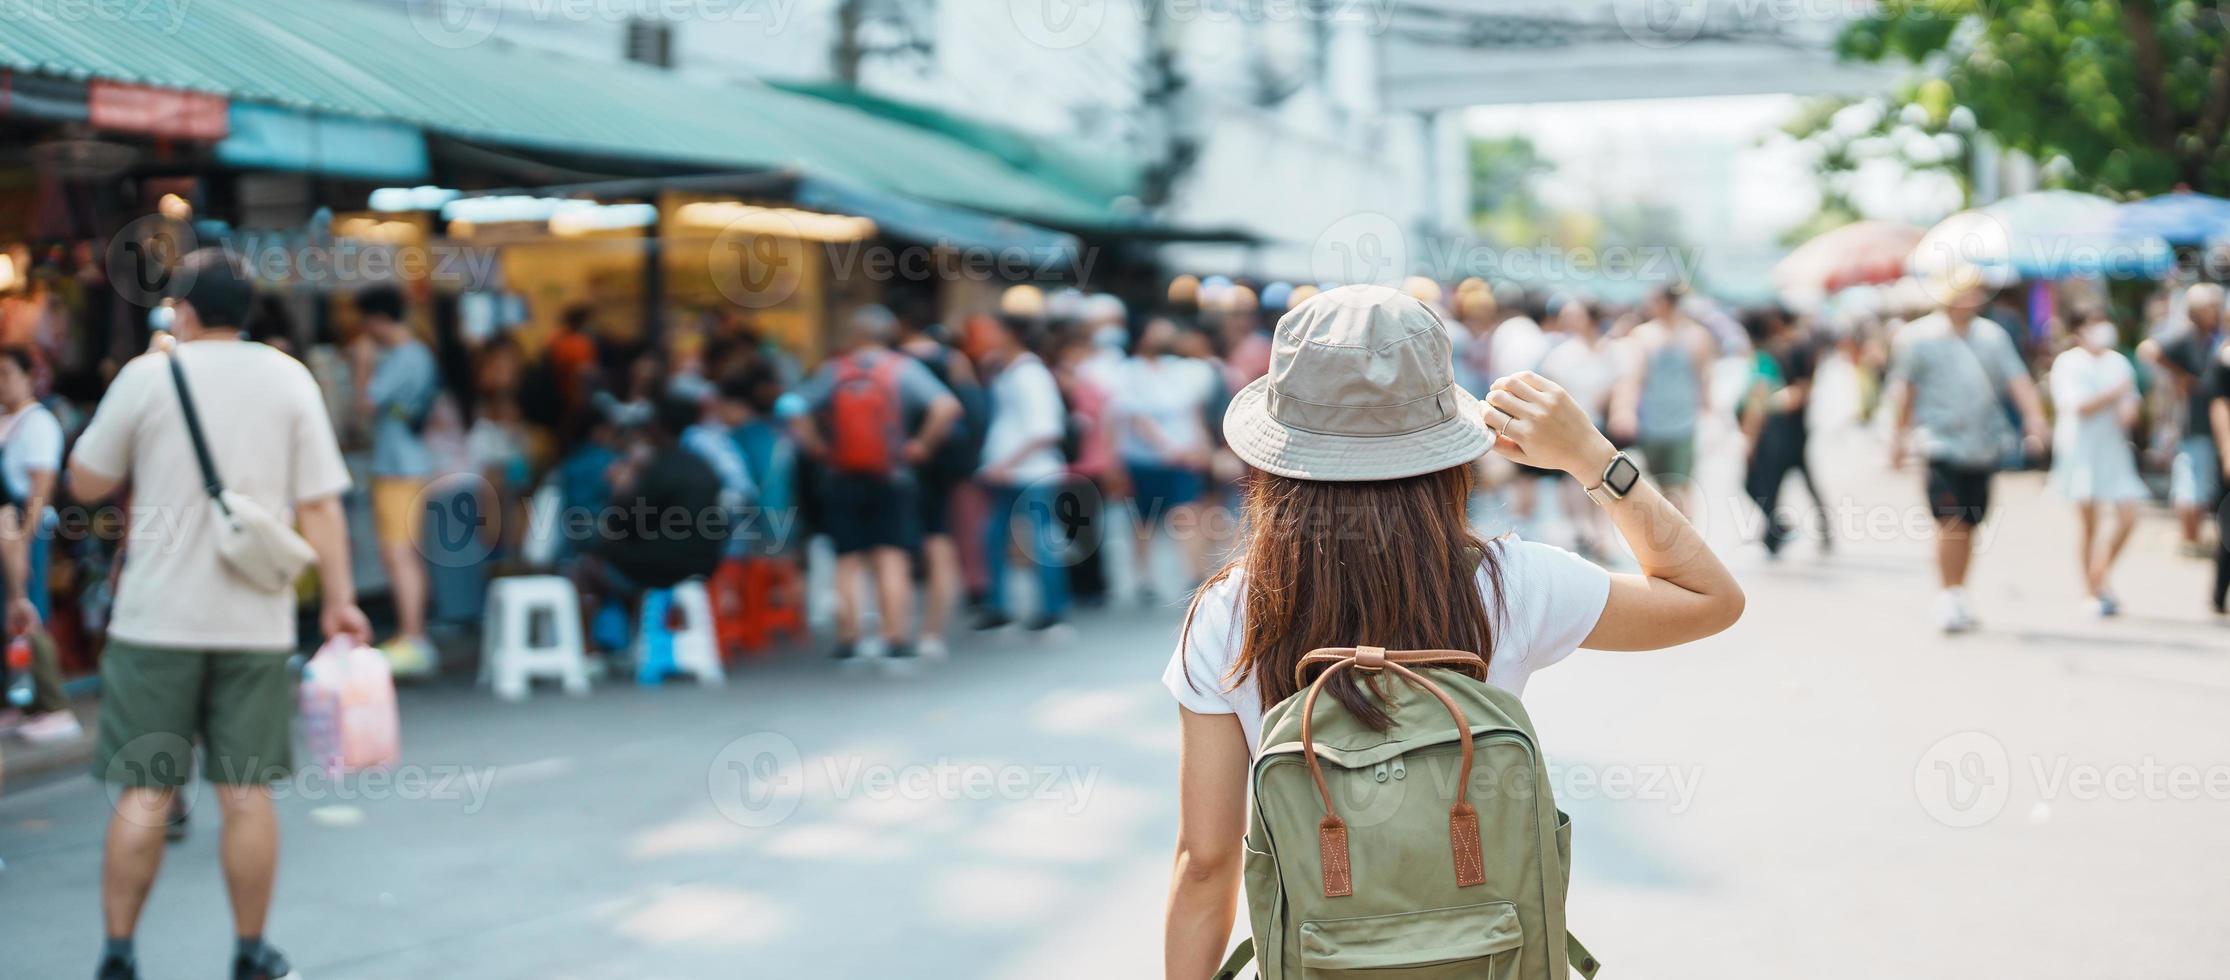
[[1738, 306, 1830, 558], [71, 249, 369, 980], [1613, 284, 1715, 514], [1888, 266, 2049, 634], [1110, 315, 1217, 601], [0, 346, 78, 741], [1161, 285, 1742, 976], [895, 302, 984, 657], [351, 285, 441, 677], [973, 313, 1071, 634], [2137, 283, 2224, 557], [792, 306, 961, 660], [1539, 296, 1625, 558], [2047, 309, 2146, 616], [2200, 341, 2230, 616]]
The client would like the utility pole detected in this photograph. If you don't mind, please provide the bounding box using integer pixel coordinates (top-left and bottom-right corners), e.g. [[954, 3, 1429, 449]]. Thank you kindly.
[[831, 0, 935, 88], [1138, 2, 1194, 213]]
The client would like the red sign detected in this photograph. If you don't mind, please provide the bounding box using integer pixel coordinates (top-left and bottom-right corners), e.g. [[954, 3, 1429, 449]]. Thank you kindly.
[[88, 80, 228, 141]]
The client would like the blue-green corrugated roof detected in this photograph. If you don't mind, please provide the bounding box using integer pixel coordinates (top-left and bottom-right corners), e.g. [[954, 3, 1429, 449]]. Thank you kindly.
[[0, 0, 1122, 226]]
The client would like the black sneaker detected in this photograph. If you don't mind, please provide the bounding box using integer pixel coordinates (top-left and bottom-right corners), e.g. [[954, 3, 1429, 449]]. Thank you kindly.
[[883, 641, 917, 660], [96, 955, 137, 980], [830, 641, 861, 661], [971, 611, 1014, 632], [233, 942, 294, 980]]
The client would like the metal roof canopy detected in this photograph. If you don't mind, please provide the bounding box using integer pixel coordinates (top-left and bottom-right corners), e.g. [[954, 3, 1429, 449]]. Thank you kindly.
[[1376, 1, 1900, 110], [0, 0, 1119, 227]]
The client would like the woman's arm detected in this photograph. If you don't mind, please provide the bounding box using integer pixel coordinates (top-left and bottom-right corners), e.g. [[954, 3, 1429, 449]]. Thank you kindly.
[[1483, 372, 1744, 651], [1165, 707, 1250, 980]]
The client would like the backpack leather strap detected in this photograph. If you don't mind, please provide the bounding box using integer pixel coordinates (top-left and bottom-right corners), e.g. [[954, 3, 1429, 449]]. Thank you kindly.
[[1293, 646, 1486, 690], [1298, 653, 1487, 897]]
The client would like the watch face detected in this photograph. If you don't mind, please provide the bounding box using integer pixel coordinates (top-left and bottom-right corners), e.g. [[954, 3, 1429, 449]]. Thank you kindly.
[[1605, 455, 1641, 495]]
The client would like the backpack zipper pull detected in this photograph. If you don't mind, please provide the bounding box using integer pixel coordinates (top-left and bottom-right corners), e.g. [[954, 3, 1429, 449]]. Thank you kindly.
[[1373, 762, 1389, 783], [1391, 757, 1407, 781]]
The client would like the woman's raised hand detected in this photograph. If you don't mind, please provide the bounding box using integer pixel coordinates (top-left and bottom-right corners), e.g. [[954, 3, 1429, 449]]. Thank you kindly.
[[1481, 372, 1617, 482]]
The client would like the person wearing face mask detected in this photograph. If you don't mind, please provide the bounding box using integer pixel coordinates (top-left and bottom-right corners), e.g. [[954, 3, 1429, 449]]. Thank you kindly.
[[2047, 308, 2146, 617]]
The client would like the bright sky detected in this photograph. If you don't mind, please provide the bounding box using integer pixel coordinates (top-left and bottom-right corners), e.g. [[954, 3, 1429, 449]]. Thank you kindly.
[[1463, 94, 1821, 247]]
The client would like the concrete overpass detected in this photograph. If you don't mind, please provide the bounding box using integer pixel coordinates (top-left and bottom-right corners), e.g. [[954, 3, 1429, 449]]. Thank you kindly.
[[1374, 0, 1902, 110]]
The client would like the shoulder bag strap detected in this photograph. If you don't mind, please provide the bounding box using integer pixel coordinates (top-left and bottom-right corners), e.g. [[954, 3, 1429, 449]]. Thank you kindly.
[[167, 352, 230, 513]]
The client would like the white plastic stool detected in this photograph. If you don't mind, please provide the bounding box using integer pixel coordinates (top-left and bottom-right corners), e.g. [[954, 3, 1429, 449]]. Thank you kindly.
[[480, 575, 591, 701], [672, 580, 726, 687]]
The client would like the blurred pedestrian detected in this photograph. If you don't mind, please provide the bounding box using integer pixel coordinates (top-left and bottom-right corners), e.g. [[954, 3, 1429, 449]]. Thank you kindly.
[[1540, 296, 1623, 557], [1613, 284, 1714, 514], [1051, 332, 1117, 607], [792, 306, 962, 660], [973, 312, 1070, 633], [1738, 306, 1829, 558], [1888, 267, 2049, 633], [593, 394, 727, 596], [1110, 315, 1216, 599], [351, 285, 441, 677], [682, 376, 759, 555], [2137, 282, 2224, 557], [0, 345, 77, 742], [2047, 308, 2145, 616], [895, 300, 982, 656], [2200, 341, 2230, 615], [70, 249, 367, 980]]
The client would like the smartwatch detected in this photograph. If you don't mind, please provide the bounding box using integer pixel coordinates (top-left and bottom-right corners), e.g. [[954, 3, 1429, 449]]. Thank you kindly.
[[1584, 451, 1641, 506]]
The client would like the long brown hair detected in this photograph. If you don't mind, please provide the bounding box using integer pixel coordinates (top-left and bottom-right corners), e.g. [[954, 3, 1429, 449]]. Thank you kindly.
[[1181, 464, 1505, 731]]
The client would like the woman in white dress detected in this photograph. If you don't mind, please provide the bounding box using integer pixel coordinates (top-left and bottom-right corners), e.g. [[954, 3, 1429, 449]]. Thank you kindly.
[[2047, 311, 2147, 616]]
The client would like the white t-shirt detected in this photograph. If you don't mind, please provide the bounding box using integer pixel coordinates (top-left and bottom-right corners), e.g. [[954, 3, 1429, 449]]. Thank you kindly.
[[1539, 338, 1623, 426], [1110, 355, 1217, 463], [70, 342, 351, 651], [0, 402, 63, 527], [1161, 537, 1612, 754], [979, 353, 1067, 485]]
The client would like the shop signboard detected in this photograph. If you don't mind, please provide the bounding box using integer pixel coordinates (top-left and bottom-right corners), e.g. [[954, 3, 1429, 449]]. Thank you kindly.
[[88, 80, 228, 141], [0, 71, 90, 123]]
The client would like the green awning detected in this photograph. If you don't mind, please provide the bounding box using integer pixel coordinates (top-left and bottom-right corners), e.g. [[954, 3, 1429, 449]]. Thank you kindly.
[[0, 0, 1119, 226]]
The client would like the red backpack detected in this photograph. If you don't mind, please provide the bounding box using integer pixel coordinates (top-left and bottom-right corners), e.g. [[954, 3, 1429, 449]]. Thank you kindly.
[[826, 355, 903, 476]]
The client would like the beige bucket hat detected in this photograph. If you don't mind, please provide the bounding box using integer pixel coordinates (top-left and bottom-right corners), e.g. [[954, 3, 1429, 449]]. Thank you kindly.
[[1223, 284, 1491, 482]]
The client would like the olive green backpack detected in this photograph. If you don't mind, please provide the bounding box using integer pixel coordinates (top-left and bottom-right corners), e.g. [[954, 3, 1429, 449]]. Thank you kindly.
[[1213, 646, 1601, 980]]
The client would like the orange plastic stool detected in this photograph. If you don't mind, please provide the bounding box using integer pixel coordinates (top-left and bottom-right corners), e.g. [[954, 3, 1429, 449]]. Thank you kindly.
[[708, 557, 805, 658]]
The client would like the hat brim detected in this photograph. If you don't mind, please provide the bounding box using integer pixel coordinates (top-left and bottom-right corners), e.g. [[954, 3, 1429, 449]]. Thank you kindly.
[[1222, 375, 1495, 482]]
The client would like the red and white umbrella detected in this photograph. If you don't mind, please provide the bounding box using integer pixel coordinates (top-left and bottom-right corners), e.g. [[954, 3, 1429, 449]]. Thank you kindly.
[[1773, 220, 1927, 303]]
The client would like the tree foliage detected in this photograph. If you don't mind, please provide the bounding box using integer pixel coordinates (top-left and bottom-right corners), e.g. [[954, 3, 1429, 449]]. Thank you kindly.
[[1841, 0, 2230, 196]]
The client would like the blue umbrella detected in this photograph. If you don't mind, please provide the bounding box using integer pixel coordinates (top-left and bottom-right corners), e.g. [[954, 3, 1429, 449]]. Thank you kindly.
[[2116, 191, 2230, 246]]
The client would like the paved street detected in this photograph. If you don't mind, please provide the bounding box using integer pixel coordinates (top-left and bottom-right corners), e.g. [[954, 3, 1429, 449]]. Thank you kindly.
[[4, 428, 2229, 979]]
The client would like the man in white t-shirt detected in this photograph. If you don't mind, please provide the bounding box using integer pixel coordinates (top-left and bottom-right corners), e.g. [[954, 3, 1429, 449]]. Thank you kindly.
[[70, 250, 367, 980]]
